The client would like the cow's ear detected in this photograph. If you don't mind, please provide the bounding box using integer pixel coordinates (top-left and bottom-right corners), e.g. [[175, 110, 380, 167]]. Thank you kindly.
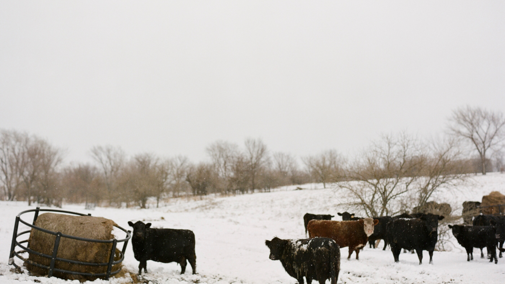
[[128, 221, 134, 227], [146, 223, 152, 228], [265, 240, 271, 247], [438, 216, 445, 221], [337, 213, 342, 216], [374, 219, 380, 226], [448, 225, 453, 229]]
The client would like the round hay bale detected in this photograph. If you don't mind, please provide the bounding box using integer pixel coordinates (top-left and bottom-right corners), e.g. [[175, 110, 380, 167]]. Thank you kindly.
[[26, 213, 121, 281], [481, 191, 505, 215]]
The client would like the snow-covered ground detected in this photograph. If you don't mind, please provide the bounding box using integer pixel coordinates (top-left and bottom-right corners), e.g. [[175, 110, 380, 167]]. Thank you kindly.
[[1, 173, 505, 284]]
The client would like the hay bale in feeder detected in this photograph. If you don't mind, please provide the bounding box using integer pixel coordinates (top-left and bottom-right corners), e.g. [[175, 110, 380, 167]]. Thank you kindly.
[[26, 213, 122, 281]]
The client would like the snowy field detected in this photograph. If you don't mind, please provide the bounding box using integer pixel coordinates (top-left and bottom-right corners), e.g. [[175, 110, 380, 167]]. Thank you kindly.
[[1, 173, 505, 284]]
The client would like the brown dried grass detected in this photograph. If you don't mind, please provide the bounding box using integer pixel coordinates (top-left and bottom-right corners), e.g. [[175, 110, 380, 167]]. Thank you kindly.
[[27, 213, 123, 281]]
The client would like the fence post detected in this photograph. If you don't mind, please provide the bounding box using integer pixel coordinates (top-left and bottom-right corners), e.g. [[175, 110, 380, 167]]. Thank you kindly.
[[48, 232, 62, 278], [33, 207, 40, 224], [121, 231, 130, 257], [8, 216, 20, 265], [105, 239, 118, 280]]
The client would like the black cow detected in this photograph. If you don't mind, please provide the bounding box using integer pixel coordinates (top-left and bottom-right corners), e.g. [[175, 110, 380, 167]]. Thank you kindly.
[[337, 212, 355, 221], [392, 213, 415, 219], [386, 213, 444, 264], [473, 215, 505, 258], [265, 237, 340, 284], [303, 213, 334, 236], [449, 224, 497, 263], [128, 221, 197, 275], [368, 216, 392, 250]]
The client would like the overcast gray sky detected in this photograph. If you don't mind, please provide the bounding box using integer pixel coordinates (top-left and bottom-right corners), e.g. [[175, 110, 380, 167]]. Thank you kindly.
[[1, 1, 504, 165]]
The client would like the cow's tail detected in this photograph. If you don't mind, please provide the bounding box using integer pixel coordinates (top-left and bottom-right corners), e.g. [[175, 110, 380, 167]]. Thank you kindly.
[[330, 242, 340, 284]]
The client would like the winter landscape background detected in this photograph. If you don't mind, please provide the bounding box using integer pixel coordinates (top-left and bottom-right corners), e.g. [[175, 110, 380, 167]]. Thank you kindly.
[[1, 173, 504, 284]]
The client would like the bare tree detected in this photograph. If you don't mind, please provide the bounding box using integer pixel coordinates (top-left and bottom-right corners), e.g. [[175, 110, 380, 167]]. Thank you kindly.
[[186, 162, 217, 196], [31, 139, 64, 207], [244, 138, 269, 192], [272, 152, 298, 185], [339, 133, 470, 217], [338, 133, 422, 217], [166, 155, 190, 197], [206, 140, 239, 194], [448, 106, 505, 175], [229, 153, 250, 194], [303, 149, 344, 188], [89, 145, 126, 205], [0, 130, 63, 205], [60, 163, 102, 205], [414, 137, 470, 209], [154, 158, 172, 207], [121, 153, 159, 209], [0, 130, 26, 201]]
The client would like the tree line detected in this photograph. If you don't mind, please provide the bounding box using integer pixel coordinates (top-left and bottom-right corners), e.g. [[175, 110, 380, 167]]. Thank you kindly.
[[1, 106, 504, 210]]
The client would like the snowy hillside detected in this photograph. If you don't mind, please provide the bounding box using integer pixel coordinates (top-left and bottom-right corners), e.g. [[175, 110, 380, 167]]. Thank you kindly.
[[1, 173, 505, 284]]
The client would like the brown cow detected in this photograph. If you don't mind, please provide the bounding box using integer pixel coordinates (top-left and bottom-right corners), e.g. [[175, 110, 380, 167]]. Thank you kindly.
[[307, 218, 379, 260]]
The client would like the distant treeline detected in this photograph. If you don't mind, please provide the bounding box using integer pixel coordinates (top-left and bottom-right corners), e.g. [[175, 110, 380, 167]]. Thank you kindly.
[[1, 106, 504, 209]]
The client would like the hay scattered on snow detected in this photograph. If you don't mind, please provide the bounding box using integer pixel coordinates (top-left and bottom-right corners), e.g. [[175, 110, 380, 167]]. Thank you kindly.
[[27, 213, 122, 281]]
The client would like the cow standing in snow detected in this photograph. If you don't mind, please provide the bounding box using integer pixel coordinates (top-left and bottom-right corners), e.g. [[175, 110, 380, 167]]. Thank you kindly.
[[265, 237, 340, 284], [386, 213, 444, 264], [303, 213, 334, 236], [128, 221, 197, 275], [307, 218, 379, 260], [449, 224, 498, 263]]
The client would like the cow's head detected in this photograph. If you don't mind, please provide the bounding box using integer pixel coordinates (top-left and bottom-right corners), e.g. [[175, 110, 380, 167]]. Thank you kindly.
[[337, 212, 355, 221], [419, 213, 444, 233], [265, 237, 288, 261], [128, 221, 152, 240], [448, 224, 463, 238], [362, 218, 379, 236]]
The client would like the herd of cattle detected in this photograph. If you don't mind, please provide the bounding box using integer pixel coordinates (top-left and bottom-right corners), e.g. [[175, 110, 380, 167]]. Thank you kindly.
[[125, 192, 505, 284]]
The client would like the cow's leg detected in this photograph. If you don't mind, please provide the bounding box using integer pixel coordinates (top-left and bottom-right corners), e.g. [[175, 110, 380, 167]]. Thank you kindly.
[[428, 250, 434, 264], [138, 260, 147, 275], [355, 248, 360, 260], [465, 247, 472, 261], [480, 248, 485, 258], [297, 276, 305, 284], [382, 240, 388, 251], [188, 255, 197, 274], [332, 268, 339, 284], [391, 246, 401, 263], [416, 249, 423, 265], [179, 256, 187, 274], [347, 247, 353, 259], [499, 241, 504, 258], [487, 245, 497, 263]]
